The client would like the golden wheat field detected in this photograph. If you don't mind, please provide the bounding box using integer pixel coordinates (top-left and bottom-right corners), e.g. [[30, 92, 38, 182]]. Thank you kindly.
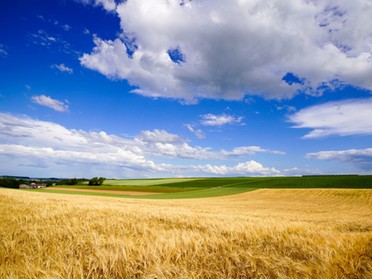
[[0, 188, 371, 279]]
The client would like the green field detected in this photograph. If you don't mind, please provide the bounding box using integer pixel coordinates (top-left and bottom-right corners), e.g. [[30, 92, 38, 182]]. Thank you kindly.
[[103, 178, 198, 186], [109, 175, 372, 188], [33, 175, 372, 199]]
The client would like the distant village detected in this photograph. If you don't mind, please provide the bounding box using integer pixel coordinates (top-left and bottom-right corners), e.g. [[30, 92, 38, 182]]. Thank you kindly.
[[0, 175, 62, 189], [0, 175, 104, 189], [19, 183, 47, 189]]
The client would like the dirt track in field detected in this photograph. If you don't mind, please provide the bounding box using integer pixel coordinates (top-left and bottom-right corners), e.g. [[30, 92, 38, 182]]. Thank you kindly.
[[45, 187, 159, 196]]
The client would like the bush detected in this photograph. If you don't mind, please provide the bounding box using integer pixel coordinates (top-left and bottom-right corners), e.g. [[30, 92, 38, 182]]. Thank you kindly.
[[55, 178, 84, 185]]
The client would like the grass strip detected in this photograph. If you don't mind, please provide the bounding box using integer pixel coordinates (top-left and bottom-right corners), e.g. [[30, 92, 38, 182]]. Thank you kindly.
[[27, 186, 255, 199]]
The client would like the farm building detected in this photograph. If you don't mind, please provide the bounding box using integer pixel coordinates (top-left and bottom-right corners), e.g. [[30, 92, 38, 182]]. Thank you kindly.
[[19, 183, 46, 189]]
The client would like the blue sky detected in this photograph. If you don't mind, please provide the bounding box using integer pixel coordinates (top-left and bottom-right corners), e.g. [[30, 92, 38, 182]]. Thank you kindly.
[[1, 0, 372, 178]]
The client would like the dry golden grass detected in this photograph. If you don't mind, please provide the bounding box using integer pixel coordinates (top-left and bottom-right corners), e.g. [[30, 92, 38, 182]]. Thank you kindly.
[[0, 188, 371, 278]]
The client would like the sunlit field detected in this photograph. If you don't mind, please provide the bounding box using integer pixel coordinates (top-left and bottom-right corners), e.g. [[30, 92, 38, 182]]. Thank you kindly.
[[1, 188, 371, 278]]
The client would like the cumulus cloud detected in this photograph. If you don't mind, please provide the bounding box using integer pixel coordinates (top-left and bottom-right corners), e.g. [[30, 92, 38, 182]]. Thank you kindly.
[[0, 113, 161, 174], [31, 95, 69, 112], [138, 129, 183, 143], [136, 130, 216, 160], [137, 130, 284, 160], [80, 0, 372, 103], [0, 113, 283, 177], [51, 63, 73, 74], [306, 148, 372, 171], [289, 98, 372, 138], [0, 144, 149, 168], [200, 114, 243, 126], [191, 161, 280, 176]]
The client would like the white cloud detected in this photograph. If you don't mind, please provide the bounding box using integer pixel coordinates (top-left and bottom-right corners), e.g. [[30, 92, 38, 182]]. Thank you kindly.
[[0, 144, 147, 167], [184, 124, 205, 139], [152, 142, 216, 160], [80, 0, 372, 102], [28, 30, 73, 54], [136, 130, 216, 160], [0, 113, 161, 175], [289, 98, 372, 138], [306, 148, 372, 171], [276, 105, 296, 112], [137, 129, 284, 160], [192, 160, 280, 176], [200, 114, 243, 126], [223, 146, 285, 156], [29, 30, 57, 47], [138, 129, 183, 143], [51, 63, 73, 74], [235, 161, 280, 176], [77, 0, 117, 11], [0, 113, 284, 177], [31, 95, 69, 112]]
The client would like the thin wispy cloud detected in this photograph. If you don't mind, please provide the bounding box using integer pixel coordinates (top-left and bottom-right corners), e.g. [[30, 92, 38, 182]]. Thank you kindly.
[[31, 95, 69, 112], [200, 114, 243, 126], [307, 148, 372, 171], [28, 30, 74, 54], [184, 124, 205, 139], [29, 30, 57, 47], [63, 24, 72, 31], [223, 146, 285, 157], [290, 98, 372, 138], [76, 0, 117, 12], [51, 63, 73, 74], [0, 44, 8, 56]]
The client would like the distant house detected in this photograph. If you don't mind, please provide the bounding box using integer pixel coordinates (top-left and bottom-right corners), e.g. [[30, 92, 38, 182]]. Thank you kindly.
[[19, 184, 31, 189], [30, 183, 47, 188]]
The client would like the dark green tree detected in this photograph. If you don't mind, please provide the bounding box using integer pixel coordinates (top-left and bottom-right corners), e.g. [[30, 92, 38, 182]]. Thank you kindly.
[[88, 177, 106, 186], [56, 178, 81, 185], [98, 177, 106, 185], [0, 178, 19, 188]]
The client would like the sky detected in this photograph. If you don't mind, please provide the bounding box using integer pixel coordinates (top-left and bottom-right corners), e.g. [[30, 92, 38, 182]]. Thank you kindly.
[[1, 0, 372, 178]]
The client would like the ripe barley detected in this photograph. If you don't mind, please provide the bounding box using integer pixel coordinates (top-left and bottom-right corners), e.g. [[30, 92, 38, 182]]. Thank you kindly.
[[0, 188, 371, 278]]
